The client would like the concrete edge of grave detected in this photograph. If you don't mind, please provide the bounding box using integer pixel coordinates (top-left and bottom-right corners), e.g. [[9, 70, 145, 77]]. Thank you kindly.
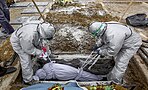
[[133, 55, 148, 84], [10, 2, 31, 8], [0, 58, 20, 90], [21, 8, 45, 14], [29, 2, 49, 6]]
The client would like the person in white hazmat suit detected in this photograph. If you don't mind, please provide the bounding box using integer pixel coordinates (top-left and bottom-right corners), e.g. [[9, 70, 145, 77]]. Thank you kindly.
[[88, 21, 142, 84], [10, 18, 55, 85]]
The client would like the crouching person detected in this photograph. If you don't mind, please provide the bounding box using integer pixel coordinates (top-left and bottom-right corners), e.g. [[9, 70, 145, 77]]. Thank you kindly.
[[88, 21, 142, 84], [10, 18, 55, 85]]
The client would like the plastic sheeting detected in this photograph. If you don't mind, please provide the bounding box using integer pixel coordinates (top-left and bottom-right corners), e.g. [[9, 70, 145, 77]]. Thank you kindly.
[[21, 81, 83, 90]]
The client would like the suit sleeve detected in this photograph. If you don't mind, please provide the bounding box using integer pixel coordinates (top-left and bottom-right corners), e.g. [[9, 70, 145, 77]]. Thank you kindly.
[[20, 38, 42, 56], [99, 32, 125, 56]]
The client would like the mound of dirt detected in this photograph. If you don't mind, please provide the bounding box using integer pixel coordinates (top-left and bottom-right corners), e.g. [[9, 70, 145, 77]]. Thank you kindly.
[[47, 3, 118, 27], [47, 2, 118, 52], [49, 25, 95, 53], [0, 38, 14, 62]]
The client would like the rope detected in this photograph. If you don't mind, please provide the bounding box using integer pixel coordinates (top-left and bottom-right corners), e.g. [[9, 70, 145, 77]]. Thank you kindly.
[[88, 55, 100, 70]]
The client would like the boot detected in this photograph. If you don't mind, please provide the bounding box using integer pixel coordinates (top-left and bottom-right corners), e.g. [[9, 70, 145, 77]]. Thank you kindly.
[[0, 66, 17, 77], [0, 66, 7, 77]]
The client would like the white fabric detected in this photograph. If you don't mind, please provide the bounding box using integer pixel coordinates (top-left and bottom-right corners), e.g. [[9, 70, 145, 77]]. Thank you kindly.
[[10, 33, 35, 83], [94, 21, 142, 83], [38, 22, 55, 39], [10, 19, 54, 83], [33, 62, 102, 81], [88, 22, 106, 37]]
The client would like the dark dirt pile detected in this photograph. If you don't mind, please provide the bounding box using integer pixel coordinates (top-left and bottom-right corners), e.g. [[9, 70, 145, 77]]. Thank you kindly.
[[46, 2, 118, 53], [0, 38, 14, 62], [46, 3, 119, 27], [49, 25, 95, 53]]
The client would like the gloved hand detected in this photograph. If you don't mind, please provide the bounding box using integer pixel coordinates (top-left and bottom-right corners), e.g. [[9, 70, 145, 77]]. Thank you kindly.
[[92, 44, 99, 51], [39, 47, 48, 60], [96, 48, 105, 58], [39, 52, 48, 61], [96, 48, 101, 55]]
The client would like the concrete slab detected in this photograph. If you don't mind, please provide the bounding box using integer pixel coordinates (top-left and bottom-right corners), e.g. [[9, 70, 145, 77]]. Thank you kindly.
[[21, 7, 45, 14], [29, 2, 49, 6], [10, 16, 40, 25], [10, 2, 31, 7]]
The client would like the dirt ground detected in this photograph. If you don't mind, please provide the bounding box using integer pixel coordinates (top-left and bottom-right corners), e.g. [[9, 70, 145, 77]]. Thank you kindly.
[[0, 38, 14, 62], [103, 2, 148, 37]]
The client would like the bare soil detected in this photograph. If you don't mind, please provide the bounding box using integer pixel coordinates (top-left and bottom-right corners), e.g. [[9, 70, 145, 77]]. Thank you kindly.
[[46, 2, 118, 53], [0, 38, 14, 62]]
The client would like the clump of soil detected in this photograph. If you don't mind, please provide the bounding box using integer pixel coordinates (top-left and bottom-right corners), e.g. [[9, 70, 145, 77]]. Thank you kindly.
[[46, 2, 118, 52], [46, 3, 119, 27], [51, 2, 83, 10], [49, 25, 95, 53], [0, 38, 14, 62]]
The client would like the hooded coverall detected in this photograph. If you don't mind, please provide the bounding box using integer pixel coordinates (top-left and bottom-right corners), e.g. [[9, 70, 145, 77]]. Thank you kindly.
[[10, 21, 43, 83], [97, 22, 142, 84], [0, 0, 14, 34]]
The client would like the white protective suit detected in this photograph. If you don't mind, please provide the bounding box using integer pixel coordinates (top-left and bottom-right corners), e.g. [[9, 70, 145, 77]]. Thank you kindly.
[[89, 21, 142, 84], [10, 19, 55, 83]]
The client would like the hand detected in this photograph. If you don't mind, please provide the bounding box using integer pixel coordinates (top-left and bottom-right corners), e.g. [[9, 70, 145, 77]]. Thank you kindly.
[[42, 47, 47, 53], [96, 49, 100, 55], [92, 44, 99, 51], [39, 52, 48, 61], [96, 49, 105, 58]]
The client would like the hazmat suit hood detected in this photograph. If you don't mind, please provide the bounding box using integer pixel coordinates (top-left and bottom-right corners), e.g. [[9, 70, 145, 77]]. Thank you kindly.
[[37, 22, 55, 40], [88, 22, 107, 38]]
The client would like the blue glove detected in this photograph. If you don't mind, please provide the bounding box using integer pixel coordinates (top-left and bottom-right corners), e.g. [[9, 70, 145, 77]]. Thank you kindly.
[[92, 44, 99, 51]]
